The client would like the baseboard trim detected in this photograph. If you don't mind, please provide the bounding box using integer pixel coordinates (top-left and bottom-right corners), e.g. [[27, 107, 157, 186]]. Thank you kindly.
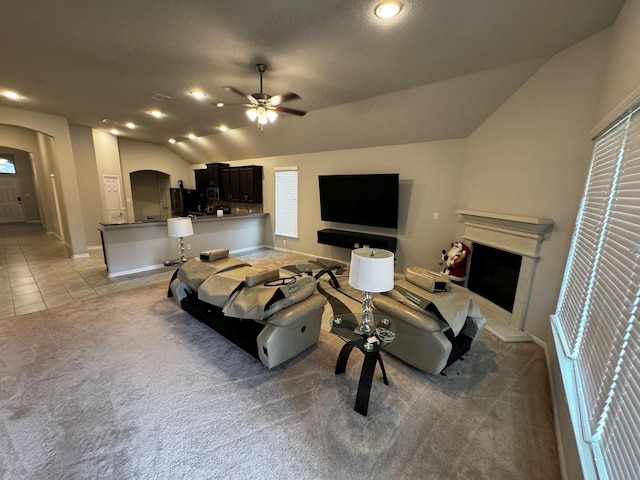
[[107, 263, 167, 278]]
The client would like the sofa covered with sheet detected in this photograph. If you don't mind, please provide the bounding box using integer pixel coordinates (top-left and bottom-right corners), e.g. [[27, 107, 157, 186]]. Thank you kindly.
[[168, 248, 326, 368]]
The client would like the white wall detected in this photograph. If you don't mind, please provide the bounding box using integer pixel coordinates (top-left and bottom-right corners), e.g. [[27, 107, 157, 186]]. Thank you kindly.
[[219, 139, 467, 274], [598, 0, 640, 122], [118, 139, 197, 222], [460, 30, 610, 341], [70, 126, 103, 246], [0, 107, 87, 256]]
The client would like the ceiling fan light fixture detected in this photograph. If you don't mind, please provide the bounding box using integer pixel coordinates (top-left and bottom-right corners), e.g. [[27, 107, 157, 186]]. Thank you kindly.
[[257, 107, 269, 125], [246, 108, 258, 122], [266, 110, 278, 123], [375, 1, 402, 18]]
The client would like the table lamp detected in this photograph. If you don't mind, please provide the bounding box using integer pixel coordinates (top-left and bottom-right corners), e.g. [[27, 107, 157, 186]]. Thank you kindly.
[[166, 217, 194, 264], [348, 248, 395, 335]]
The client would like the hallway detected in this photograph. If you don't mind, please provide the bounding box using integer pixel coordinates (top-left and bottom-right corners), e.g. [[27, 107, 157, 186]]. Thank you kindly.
[[0, 223, 173, 317]]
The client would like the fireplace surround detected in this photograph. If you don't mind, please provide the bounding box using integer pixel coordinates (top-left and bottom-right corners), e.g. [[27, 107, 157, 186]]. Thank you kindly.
[[456, 210, 554, 341]]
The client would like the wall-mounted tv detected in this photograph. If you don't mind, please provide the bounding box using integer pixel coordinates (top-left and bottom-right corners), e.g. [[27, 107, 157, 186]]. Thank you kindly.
[[318, 173, 399, 229]]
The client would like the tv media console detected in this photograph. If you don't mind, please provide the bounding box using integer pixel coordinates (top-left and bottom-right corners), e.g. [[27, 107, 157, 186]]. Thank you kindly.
[[317, 228, 397, 252]]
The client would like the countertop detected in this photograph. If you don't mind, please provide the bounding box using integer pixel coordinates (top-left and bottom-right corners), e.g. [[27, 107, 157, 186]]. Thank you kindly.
[[99, 212, 268, 228]]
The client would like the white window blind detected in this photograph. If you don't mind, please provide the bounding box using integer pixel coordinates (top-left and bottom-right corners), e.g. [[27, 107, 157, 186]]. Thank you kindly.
[[552, 105, 640, 480], [274, 167, 298, 238]]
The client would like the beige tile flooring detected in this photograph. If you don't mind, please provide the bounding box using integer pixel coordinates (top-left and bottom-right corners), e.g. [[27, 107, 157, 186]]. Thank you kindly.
[[0, 223, 176, 318], [0, 223, 314, 319]]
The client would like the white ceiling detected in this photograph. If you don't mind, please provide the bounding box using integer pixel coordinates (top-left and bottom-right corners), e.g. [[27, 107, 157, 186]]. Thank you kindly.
[[0, 0, 624, 152]]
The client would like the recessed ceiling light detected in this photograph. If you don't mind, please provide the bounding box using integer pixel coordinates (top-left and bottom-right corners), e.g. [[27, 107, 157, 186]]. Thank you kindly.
[[102, 118, 118, 124], [216, 102, 224, 108], [125, 122, 136, 129], [375, 1, 402, 18], [218, 125, 228, 132], [187, 133, 196, 139], [2, 90, 21, 100], [168, 138, 176, 144], [148, 110, 163, 118], [110, 129, 120, 135], [190, 90, 206, 99]]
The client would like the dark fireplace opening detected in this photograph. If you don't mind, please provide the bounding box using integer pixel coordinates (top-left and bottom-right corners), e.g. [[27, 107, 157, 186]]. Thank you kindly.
[[467, 243, 522, 312]]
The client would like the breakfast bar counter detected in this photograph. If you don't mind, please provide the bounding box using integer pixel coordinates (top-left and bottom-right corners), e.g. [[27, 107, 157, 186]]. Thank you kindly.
[[99, 213, 269, 277]]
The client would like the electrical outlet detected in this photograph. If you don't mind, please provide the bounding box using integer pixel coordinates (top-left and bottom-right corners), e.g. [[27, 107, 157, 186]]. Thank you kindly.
[[186, 244, 191, 250], [283, 239, 287, 245], [433, 212, 439, 220]]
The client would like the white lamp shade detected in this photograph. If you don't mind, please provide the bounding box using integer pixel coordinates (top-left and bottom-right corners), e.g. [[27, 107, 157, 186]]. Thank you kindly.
[[167, 217, 194, 238], [348, 248, 395, 292]]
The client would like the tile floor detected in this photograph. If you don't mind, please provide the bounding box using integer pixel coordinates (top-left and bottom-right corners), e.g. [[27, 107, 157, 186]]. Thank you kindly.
[[0, 223, 176, 318], [0, 223, 314, 319]]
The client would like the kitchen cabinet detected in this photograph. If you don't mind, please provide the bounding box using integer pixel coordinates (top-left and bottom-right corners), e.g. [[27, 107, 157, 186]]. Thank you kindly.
[[194, 168, 209, 193], [220, 165, 263, 203], [239, 166, 263, 202], [206, 163, 228, 187]]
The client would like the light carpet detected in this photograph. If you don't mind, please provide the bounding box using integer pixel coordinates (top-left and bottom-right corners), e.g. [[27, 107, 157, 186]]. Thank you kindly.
[[0, 279, 560, 479]]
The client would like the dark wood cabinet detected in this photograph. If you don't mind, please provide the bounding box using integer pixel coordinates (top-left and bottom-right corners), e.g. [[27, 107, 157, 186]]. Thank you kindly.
[[194, 168, 209, 193], [206, 162, 228, 187], [239, 166, 263, 202], [219, 165, 263, 203]]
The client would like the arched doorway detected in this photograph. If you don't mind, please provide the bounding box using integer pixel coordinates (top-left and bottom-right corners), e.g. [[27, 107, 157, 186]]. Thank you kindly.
[[129, 170, 170, 221]]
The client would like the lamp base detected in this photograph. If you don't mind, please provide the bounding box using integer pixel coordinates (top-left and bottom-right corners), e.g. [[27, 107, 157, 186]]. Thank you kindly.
[[354, 323, 373, 335], [354, 291, 374, 336]]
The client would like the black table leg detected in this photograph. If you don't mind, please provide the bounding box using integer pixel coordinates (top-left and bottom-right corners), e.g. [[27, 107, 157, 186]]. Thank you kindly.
[[354, 353, 380, 416], [335, 343, 355, 375], [377, 354, 389, 385], [326, 269, 340, 289], [334, 341, 390, 416]]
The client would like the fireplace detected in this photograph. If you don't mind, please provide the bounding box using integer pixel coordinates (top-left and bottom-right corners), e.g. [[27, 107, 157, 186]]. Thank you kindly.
[[467, 243, 522, 313], [456, 210, 554, 340]]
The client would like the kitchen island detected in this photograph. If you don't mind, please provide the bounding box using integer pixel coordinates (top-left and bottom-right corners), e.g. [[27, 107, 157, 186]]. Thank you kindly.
[[99, 213, 269, 277]]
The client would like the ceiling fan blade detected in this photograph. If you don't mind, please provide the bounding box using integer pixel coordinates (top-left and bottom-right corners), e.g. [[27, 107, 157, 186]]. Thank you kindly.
[[224, 86, 258, 105], [269, 92, 301, 106], [272, 105, 307, 116]]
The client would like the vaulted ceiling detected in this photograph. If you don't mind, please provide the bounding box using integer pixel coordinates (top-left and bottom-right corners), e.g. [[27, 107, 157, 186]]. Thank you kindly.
[[0, 0, 625, 162]]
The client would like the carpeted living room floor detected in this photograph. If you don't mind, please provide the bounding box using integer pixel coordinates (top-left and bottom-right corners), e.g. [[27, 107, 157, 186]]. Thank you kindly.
[[0, 228, 561, 479]]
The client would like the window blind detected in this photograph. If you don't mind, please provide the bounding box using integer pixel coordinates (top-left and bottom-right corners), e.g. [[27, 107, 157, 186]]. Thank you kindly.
[[552, 105, 640, 480], [274, 167, 298, 238]]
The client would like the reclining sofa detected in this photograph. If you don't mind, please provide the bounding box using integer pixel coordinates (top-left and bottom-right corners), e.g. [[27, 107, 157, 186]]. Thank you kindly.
[[168, 248, 327, 368], [372, 266, 487, 375]]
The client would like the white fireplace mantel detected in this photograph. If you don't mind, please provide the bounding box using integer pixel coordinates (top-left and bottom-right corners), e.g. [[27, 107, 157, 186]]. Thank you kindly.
[[455, 209, 555, 340], [456, 209, 554, 258]]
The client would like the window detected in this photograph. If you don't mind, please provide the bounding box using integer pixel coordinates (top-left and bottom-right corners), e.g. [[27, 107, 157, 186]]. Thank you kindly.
[[552, 105, 640, 480], [0, 154, 16, 174], [274, 167, 298, 238]]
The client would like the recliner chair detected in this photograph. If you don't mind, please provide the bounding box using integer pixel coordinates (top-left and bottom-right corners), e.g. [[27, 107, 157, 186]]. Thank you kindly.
[[372, 266, 486, 375]]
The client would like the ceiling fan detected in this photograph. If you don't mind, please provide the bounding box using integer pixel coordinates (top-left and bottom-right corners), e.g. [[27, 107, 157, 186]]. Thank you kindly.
[[224, 63, 306, 130]]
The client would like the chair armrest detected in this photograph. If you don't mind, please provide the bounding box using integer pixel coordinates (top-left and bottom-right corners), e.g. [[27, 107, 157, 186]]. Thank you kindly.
[[268, 293, 327, 328], [373, 295, 447, 333]]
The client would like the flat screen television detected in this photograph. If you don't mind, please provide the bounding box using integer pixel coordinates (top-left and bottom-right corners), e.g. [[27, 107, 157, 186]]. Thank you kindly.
[[318, 173, 399, 229]]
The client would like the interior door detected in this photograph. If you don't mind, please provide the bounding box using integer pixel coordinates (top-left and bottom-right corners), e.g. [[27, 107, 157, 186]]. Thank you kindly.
[[0, 176, 25, 223], [102, 174, 125, 224]]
